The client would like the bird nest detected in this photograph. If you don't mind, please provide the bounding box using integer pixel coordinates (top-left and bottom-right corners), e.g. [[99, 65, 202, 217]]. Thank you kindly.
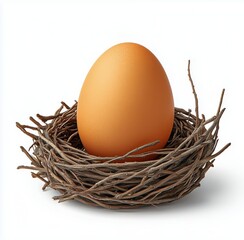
[[17, 61, 230, 209]]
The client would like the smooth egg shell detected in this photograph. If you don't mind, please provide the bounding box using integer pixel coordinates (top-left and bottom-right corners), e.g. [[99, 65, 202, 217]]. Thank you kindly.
[[77, 42, 174, 162]]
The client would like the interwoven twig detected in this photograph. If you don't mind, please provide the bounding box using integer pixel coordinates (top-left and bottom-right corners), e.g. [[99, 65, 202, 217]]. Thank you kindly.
[[16, 61, 230, 209]]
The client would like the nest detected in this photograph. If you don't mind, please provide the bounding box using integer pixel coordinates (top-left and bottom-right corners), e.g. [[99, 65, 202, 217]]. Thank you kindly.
[[17, 61, 230, 209]]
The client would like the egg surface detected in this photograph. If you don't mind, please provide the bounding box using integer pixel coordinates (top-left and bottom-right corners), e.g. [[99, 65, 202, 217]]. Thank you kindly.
[[77, 42, 174, 161]]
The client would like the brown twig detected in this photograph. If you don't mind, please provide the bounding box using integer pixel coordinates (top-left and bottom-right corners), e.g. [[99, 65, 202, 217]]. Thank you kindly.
[[188, 60, 199, 127]]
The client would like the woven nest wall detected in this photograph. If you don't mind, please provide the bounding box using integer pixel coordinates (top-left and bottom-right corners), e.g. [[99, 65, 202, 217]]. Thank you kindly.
[[17, 62, 230, 209]]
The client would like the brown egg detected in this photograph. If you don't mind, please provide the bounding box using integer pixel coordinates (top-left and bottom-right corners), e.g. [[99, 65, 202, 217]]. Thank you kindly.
[[77, 42, 174, 162]]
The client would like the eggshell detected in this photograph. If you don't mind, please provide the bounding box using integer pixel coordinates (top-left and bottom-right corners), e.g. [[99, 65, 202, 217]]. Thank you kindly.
[[77, 42, 174, 162]]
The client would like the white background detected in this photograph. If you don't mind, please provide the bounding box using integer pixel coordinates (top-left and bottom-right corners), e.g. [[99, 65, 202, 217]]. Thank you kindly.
[[1, 0, 243, 240]]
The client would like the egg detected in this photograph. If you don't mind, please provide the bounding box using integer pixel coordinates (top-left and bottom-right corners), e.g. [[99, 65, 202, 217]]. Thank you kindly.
[[77, 42, 174, 162]]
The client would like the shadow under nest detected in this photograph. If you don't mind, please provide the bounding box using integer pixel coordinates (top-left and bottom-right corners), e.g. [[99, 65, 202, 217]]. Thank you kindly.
[[17, 62, 230, 209]]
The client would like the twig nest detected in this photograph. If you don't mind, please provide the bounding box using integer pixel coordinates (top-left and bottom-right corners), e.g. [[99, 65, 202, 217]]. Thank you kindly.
[[17, 63, 230, 209]]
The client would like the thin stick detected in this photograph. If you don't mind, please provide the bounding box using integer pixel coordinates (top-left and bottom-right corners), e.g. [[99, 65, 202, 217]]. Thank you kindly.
[[188, 60, 199, 127]]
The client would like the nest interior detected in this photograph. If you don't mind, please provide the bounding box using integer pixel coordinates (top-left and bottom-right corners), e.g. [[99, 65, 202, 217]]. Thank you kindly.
[[17, 61, 230, 209]]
